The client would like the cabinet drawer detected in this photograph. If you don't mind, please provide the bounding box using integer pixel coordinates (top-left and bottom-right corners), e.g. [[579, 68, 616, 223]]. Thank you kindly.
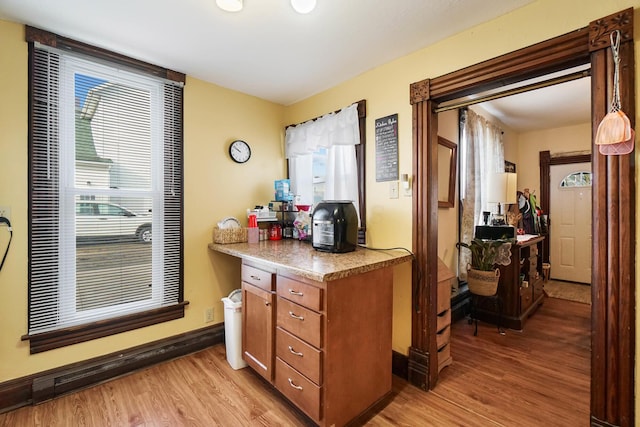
[[436, 309, 451, 332], [276, 327, 322, 385], [277, 276, 322, 311], [533, 278, 544, 298], [242, 264, 274, 292], [275, 357, 321, 422], [277, 297, 323, 348], [436, 325, 450, 350], [437, 343, 451, 371], [437, 279, 451, 314], [520, 286, 533, 311]]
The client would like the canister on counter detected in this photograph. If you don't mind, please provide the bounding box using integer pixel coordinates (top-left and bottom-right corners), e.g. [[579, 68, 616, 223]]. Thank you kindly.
[[269, 223, 282, 240]]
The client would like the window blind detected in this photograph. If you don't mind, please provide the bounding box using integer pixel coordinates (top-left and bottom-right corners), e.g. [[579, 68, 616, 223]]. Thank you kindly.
[[28, 40, 184, 339]]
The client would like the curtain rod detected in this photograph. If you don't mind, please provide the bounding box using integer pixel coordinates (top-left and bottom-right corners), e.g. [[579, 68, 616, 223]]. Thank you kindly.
[[434, 69, 591, 113], [285, 99, 366, 129]]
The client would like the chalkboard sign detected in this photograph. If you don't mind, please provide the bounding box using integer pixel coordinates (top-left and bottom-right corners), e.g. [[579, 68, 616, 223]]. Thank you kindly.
[[375, 114, 399, 182]]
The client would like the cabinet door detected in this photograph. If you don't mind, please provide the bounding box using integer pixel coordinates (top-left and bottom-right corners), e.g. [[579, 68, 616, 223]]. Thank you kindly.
[[242, 282, 274, 382]]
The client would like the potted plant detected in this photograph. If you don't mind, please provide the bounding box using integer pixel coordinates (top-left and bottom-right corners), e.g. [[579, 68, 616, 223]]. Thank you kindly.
[[457, 238, 513, 296]]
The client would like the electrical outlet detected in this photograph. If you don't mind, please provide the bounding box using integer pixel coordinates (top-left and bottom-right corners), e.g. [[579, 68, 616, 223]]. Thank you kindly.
[[389, 182, 399, 199], [0, 206, 10, 222], [204, 307, 214, 323]]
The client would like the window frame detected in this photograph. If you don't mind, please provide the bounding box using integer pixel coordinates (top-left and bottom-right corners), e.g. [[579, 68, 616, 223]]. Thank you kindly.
[[559, 171, 592, 188], [22, 26, 187, 354]]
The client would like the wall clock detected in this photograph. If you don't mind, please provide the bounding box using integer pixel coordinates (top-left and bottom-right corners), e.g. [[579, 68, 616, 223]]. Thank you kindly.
[[229, 140, 251, 163]]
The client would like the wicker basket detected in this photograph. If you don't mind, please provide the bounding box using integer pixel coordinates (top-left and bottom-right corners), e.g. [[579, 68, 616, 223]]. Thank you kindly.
[[212, 227, 248, 244], [466, 266, 500, 296]]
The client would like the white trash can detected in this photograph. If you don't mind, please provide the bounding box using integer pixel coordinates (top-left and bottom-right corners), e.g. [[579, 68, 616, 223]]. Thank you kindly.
[[221, 289, 247, 370]]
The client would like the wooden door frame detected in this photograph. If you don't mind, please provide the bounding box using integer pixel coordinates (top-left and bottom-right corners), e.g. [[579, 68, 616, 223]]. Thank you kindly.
[[539, 151, 592, 265], [409, 8, 635, 426]]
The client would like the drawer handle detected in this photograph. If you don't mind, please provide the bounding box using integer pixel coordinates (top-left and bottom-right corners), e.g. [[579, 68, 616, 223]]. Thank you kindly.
[[288, 378, 303, 391], [288, 311, 304, 321], [288, 289, 303, 296], [288, 345, 303, 357], [250, 275, 261, 281]]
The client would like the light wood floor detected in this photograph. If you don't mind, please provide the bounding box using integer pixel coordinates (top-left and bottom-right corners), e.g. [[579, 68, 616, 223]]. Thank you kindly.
[[0, 297, 590, 426]]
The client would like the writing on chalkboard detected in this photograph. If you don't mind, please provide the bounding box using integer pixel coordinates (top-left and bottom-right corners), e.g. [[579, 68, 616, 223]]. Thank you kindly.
[[375, 114, 399, 182]]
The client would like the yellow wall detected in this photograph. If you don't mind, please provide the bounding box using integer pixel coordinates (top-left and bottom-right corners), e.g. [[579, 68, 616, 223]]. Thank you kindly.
[[516, 122, 592, 197], [437, 110, 459, 280], [0, 20, 286, 381], [0, 2, 638, 413], [283, 0, 640, 357]]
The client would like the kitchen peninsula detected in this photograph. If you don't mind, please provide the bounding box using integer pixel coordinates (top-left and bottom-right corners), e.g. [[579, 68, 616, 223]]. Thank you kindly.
[[208, 240, 412, 426]]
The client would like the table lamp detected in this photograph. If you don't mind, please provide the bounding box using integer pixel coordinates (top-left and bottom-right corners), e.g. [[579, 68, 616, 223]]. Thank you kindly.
[[488, 172, 517, 225]]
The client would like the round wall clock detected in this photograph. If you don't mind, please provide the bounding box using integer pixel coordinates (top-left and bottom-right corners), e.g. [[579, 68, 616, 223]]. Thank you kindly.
[[229, 140, 251, 163]]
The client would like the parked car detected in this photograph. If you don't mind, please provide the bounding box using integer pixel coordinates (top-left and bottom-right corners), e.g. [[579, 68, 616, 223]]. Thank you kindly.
[[76, 201, 152, 242]]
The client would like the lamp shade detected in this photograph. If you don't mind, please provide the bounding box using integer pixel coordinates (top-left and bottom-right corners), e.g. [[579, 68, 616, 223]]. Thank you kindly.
[[216, 0, 242, 12], [291, 0, 316, 14], [489, 172, 517, 204]]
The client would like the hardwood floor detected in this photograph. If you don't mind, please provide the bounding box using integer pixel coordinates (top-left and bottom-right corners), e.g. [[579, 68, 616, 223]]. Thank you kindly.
[[0, 297, 590, 426]]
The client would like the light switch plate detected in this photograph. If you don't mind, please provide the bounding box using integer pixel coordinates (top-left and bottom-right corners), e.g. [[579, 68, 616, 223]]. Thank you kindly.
[[389, 182, 399, 199]]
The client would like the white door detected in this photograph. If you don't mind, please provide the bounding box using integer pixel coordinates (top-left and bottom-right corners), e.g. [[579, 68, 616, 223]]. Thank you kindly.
[[549, 162, 592, 284]]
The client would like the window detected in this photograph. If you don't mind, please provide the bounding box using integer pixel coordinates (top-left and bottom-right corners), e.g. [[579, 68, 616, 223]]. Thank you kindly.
[[560, 171, 592, 188], [285, 101, 367, 241], [312, 147, 328, 205], [458, 108, 504, 280], [24, 27, 186, 353]]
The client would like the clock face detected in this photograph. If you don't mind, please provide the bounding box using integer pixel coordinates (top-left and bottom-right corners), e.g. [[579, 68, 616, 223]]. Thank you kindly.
[[229, 140, 251, 163]]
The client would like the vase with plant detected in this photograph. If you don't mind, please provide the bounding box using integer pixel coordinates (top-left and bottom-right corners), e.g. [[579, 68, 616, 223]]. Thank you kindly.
[[457, 238, 513, 296]]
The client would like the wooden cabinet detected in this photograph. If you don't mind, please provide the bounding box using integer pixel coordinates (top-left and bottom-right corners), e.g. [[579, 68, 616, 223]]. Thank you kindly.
[[242, 259, 393, 426], [436, 258, 453, 372], [241, 262, 276, 381], [474, 236, 545, 330]]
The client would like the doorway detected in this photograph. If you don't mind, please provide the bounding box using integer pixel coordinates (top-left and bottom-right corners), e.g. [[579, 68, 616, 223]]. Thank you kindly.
[[549, 161, 592, 284], [409, 8, 635, 426]]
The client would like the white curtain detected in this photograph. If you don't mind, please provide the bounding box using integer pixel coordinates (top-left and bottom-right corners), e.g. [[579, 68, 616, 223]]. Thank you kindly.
[[285, 103, 360, 220], [459, 108, 504, 279]]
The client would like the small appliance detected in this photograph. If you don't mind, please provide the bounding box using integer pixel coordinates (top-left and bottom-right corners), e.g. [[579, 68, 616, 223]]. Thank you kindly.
[[312, 200, 358, 253], [474, 225, 516, 240]]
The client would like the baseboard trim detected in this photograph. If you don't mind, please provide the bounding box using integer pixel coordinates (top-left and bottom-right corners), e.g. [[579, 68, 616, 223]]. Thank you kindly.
[[0, 323, 224, 414], [451, 285, 471, 323], [590, 416, 619, 427], [391, 350, 408, 380], [407, 346, 430, 390]]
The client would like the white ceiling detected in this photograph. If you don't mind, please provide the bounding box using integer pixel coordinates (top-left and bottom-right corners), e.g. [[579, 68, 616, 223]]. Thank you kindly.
[[476, 68, 592, 133], [0, 0, 591, 132]]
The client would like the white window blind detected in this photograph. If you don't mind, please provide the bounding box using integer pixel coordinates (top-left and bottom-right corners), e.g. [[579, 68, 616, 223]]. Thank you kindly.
[[28, 42, 184, 339]]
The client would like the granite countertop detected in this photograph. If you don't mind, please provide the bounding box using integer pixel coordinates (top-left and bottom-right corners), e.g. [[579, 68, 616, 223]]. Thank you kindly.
[[208, 239, 413, 282]]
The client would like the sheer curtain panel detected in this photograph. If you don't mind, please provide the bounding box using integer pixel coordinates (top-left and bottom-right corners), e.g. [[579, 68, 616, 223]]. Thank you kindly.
[[459, 108, 504, 279]]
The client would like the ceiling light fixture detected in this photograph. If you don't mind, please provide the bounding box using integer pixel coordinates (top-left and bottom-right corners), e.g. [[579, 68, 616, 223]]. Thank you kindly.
[[290, 0, 317, 14], [216, 0, 316, 14], [216, 0, 243, 12]]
